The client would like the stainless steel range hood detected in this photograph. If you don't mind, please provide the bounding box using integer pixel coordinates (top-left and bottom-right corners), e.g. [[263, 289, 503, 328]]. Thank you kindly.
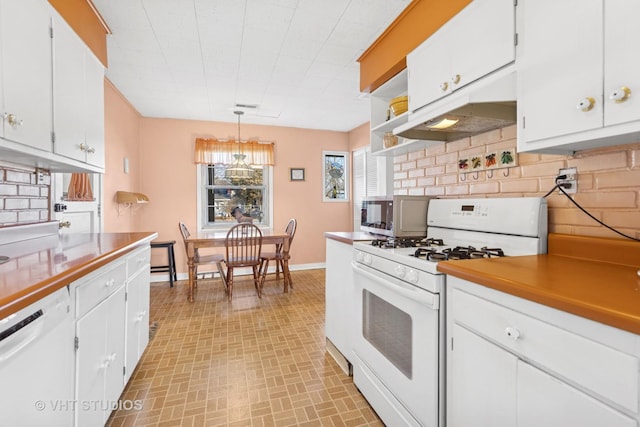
[[394, 66, 516, 142]]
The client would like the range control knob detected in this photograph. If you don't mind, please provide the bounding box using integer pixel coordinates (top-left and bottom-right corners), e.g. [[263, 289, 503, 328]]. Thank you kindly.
[[394, 265, 406, 278], [363, 253, 373, 265], [355, 251, 364, 263], [406, 269, 418, 283]]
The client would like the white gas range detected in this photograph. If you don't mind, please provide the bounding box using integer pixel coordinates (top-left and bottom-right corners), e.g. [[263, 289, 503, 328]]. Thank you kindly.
[[352, 197, 548, 427]]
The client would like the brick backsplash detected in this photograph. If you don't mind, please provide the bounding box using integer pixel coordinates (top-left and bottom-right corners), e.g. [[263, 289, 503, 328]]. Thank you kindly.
[[394, 125, 640, 239], [0, 165, 51, 227]]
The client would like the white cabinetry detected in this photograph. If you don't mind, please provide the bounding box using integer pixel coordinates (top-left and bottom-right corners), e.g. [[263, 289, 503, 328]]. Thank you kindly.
[[325, 238, 357, 375], [447, 276, 640, 426], [0, 0, 105, 172], [0, 0, 52, 151], [73, 259, 127, 427], [52, 13, 105, 168], [72, 246, 152, 427], [407, 0, 515, 113], [517, 0, 640, 154], [124, 246, 151, 384]]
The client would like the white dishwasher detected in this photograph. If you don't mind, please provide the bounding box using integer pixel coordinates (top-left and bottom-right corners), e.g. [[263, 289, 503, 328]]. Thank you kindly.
[[0, 286, 74, 427]]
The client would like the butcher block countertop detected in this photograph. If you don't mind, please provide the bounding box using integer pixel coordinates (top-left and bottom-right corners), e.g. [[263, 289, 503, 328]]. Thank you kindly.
[[0, 231, 157, 320], [438, 233, 640, 335]]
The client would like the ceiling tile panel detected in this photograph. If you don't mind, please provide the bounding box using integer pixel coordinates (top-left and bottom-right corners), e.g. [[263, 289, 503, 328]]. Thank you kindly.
[[93, 0, 410, 130]]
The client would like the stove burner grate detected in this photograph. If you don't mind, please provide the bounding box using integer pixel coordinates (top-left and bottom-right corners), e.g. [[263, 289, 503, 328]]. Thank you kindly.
[[412, 246, 506, 261]]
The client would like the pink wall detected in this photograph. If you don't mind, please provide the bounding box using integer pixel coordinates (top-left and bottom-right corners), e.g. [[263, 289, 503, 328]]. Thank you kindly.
[[134, 117, 354, 273], [103, 81, 142, 233], [349, 122, 371, 152]]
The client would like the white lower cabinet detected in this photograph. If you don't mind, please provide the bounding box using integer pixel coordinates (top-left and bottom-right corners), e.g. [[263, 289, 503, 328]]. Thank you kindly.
[[449, 323, 517, 427], [324, 238, 356, 375], [75, 284, 126, 427], [447, 276, 640, 427], [72, 245, 151, 427], [517, 361, 635, 427], [124, 246, 151, 384]]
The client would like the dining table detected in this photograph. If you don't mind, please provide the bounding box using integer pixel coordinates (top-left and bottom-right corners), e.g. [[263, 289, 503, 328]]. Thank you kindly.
[[184, 229, 291, 302]]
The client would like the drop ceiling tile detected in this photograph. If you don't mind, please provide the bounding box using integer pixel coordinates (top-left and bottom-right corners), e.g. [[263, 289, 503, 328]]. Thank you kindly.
[[92, 0, 411, 131]]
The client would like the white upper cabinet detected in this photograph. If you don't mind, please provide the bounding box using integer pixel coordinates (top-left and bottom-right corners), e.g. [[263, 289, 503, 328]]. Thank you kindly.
[[517, 0, 640, 154], [0, 0, 104, 172], [0, 0, 52, 151], [84, 54, 105, 168], [407, 0, 515, 113], [52, 13, 105, 168], [53, 13, 86, 161]]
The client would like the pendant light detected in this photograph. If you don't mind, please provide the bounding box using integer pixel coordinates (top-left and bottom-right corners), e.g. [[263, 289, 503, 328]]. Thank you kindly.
[[225, 110, 255, 180]]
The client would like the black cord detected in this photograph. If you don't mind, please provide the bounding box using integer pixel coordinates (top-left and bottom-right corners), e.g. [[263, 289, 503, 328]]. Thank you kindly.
[[543, 181, 640, 242]]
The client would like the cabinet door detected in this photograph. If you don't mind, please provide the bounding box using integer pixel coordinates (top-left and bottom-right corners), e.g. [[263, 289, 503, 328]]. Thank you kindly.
[[52, 13, 86, 162], [125, 268, 150, 383], [84, 53, 105, 168], [325, 239, 353, 358], [449, 0, 514, 92], [407, 28, 452, 112], [603, 0, 640, 128], [407, 0, 514, 113], [76, 285, 125, 427], [104, 285, 126, 405], [517, 361, 636, 427], [76, 292, 109, 427], [0, 0, 52, 151], [517, 0, 602, 146], [448, 323, 517, 427]]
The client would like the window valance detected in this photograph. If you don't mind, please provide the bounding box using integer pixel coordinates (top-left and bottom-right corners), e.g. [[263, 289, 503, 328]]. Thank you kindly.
[[195, 138, 275, 166]]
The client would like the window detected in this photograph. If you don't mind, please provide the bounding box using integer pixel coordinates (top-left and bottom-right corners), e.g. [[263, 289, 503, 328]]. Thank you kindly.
[[352, 147, 392, 230], [198, 164, 271, 229]]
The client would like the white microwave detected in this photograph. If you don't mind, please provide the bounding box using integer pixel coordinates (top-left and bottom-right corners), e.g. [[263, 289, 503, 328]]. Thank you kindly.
[[360, 195, 434, 238]]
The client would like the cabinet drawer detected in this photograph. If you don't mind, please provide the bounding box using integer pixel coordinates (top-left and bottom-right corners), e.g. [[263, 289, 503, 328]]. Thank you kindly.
[[75, 260, 126, 318], [126, 246, 150, 278], [452, 287, 639, 412]]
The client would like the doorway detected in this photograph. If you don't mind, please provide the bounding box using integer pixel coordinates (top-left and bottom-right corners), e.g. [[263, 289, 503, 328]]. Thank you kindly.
[[51, 173, 102, 233]]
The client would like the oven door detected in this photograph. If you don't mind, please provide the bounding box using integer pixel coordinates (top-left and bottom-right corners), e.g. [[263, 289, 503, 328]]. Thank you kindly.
[[352, 261, 440, 427]]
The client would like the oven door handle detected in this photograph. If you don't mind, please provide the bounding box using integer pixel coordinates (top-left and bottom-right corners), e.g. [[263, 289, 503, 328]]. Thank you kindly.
[[352, 262, 439, 310]]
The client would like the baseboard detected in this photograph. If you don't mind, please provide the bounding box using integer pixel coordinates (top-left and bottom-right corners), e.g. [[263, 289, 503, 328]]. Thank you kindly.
[[326, 338, 352, 376], [150, 262, 326, 283]]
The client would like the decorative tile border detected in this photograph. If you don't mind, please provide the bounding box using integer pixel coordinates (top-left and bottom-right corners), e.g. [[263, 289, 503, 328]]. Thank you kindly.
[[459, 148, 517, 178]]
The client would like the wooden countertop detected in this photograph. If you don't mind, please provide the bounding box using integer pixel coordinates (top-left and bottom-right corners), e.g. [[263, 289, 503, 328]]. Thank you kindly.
[[0, 232, 157, 320], [437, 233, 640, 335], [324, 231, 377, 245]]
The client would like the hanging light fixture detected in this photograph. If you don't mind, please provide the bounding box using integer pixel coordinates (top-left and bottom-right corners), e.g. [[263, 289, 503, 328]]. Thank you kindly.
[[225, 110, 255, 180]]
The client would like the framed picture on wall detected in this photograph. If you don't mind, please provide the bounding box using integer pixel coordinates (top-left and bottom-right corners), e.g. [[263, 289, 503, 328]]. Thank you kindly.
[[322, 151, 349, 202], [290, 168, 305, 181]]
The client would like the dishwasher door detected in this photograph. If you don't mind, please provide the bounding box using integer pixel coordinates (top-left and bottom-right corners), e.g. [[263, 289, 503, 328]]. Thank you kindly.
[[0, 287, 74, 427]]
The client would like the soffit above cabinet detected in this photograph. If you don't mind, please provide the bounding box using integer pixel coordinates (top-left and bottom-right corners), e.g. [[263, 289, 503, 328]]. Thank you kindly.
[[358, 0, 472, 93], [48, 0, 111, 67]]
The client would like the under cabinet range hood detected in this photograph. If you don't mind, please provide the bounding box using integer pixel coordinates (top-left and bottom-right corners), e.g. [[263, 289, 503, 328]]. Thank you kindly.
[[395, 66, 517, 142]]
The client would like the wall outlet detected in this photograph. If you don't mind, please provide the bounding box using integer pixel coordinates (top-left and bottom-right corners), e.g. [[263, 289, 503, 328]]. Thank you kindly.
[[557, 167, 577, 194]]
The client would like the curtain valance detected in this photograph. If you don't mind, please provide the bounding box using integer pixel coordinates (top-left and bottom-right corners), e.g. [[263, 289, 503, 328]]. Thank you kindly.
[[195, 138, 275, 165]]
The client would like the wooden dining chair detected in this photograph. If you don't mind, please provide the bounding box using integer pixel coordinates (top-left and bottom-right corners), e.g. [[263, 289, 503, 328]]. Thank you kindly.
[[224, 223, 263, 301], [259, 218, 297, 293], [178, 222, 226, 290]]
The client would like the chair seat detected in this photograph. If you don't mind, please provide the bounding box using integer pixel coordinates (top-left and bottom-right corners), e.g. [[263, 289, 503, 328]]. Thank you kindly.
[[195, 253, 225, 264], [260, 251, 290, 261], [227, 255, 262, 266]]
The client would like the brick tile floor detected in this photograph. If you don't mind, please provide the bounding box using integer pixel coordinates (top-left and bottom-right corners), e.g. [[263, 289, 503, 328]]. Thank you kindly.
[[106, 269, 383, 426]]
